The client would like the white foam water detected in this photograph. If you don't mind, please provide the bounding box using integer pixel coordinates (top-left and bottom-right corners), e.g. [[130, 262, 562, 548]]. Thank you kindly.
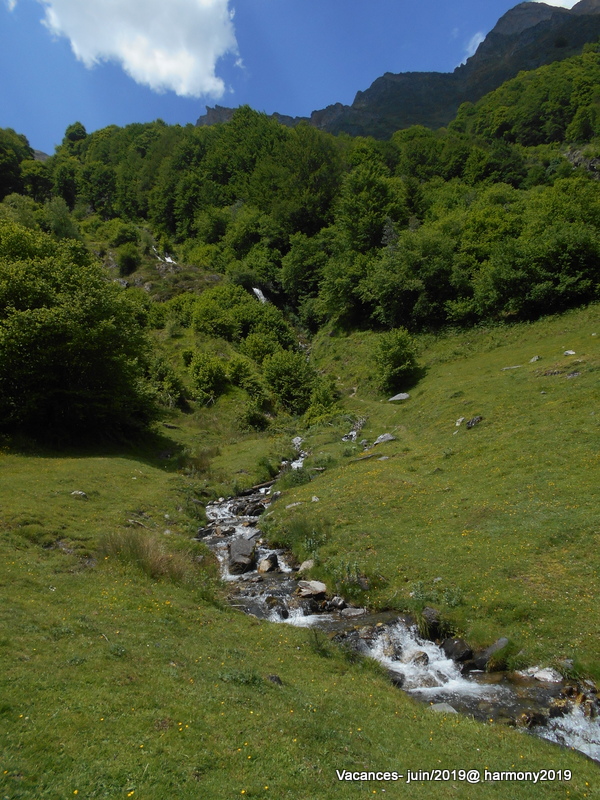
[[537, 706, 600, 761]]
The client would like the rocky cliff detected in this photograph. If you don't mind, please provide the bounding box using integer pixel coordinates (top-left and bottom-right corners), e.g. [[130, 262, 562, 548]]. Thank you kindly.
[[196, 0, 600, 138]]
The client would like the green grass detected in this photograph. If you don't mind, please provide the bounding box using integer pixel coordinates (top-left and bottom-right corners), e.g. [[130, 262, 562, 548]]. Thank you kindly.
[[2, 306, 600, 797], [0, 511, 597, 798], [267, 305, 600, 677]]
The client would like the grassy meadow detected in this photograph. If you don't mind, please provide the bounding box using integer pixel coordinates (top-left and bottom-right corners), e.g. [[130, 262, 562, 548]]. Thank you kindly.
[[1, 305, 599, 797], [267, 304, 600, 676]]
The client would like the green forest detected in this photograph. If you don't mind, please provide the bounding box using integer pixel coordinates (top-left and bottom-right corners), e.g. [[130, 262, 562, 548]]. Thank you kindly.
[[1, 44, 600, 440]]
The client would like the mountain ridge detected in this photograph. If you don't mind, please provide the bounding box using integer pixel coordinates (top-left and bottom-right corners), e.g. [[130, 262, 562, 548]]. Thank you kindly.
[[196, 0, 600, 138]]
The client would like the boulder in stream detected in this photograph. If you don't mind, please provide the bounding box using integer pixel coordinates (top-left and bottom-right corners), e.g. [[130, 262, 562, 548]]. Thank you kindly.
[[297, 580, 328, 597], [228, 538, 256, 574], [469, 637, 510, 671], [257, 553, 279, 573], [442, 637, 473, 663]]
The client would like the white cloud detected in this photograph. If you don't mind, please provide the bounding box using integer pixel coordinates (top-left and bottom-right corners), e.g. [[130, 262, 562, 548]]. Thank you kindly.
[[462, 31, 485, 63], [10, 0, 238, 98], [529, 0, 579, 6]]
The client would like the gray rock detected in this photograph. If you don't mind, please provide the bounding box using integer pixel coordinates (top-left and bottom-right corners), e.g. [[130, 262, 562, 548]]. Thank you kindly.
[[466, 415, 483, 429], [409, 650, 430, 667], [297, 580, 327, 597], [564, 350, 576, 356], [388, 392, 410, 402], [455, 417, 465, 427], [422, 607, 441, 638], [429, 703, 458, 714], [530, 355, 541, 363], [311, 496, 320, 503], [501, 365, 522, 370], [228, 538, 256, 575], [373, 433, 396, 446], [257, 553, 279, 573], [267, 674, 283, 685], [471, 637, 510, 670], [342, 430, 358, 442], [341, 607, 367, 618], [534, 667, 563, 683], [298, 559, 314, 574], [442, 637, 473, 662], [70, 491, 88, 499]]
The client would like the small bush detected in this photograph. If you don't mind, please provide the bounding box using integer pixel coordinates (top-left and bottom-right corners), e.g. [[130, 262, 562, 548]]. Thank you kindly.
[[189, 352, 227, 405], [237, 401, 270, 431], [116, 241, 141, 276], [263, 350, 315, 414], [374, 327, 418, 393], [240, 331, 282, 364]]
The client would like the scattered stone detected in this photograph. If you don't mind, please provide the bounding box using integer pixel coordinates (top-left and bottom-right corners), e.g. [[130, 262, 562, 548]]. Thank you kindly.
[[564, 350, 576, 356], [388, 392, 410, 402], [342, 430, 358, 442], [388, 671, 405, 688], [421, 607, 441, 638], [298, 559, 314, 574], [544, 370, 562, 376], [257, 553, 279, 573], [329, 596, 346, 611], [534, 667, 564, 683], [442, 637, 473, 663], [410, 650, 430, 667], [341, 607, 367, 618], [373, 433, 396, 446], [466, 416, 483, 429], [297, 580, 327, 597], [501, 365, 522, 370], [285, 502, 303, 510], [378, 456, 390, 461], [267, 674, 283, 685], [311, 496, 320, 503], [455, 417, 465, 427], [470, 637, 510, 671], [228, 538, 256, 575], [292, 436, 303, 448], [429, 703, 458, 714], [566, 371, 581, 379], [517, 666, 563, 683], [70, 491, 88, 499], [530, 355, 541, 363], [360, 439, 369, 447]]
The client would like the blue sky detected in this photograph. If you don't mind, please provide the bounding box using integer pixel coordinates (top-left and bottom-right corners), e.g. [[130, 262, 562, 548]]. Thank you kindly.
[[0, 0, 577, 154]]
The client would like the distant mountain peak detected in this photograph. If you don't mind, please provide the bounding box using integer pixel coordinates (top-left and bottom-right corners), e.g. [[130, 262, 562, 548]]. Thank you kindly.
[[491, 2, 567, 37], [196, 0, 600, 139]]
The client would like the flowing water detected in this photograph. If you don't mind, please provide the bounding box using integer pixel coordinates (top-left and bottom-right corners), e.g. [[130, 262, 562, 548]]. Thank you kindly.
[[199, 449, 600, 763]]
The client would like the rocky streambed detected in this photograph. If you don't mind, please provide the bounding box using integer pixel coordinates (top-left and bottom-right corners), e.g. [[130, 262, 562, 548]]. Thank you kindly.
[[197, 475, 600, 763]]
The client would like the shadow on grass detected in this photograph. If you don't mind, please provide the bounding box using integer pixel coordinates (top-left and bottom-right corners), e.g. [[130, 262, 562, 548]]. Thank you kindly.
[[1, 425, 191, 474]]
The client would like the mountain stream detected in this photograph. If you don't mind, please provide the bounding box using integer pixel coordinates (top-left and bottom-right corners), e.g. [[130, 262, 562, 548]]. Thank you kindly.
[[198, 444, 600, 763]]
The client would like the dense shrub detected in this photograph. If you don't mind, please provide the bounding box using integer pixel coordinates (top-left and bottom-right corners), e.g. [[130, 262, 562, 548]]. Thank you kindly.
[[0, 220, 156, 440], [374, 328, 419, 393], [188, 352, 227, 405], [263, 350, 315, 414]]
